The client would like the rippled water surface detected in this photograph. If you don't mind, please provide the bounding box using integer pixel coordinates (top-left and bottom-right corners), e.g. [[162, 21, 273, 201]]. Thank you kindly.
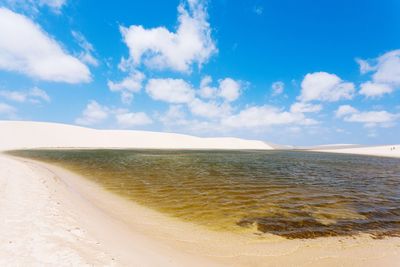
[[10, 149, 400, 239]]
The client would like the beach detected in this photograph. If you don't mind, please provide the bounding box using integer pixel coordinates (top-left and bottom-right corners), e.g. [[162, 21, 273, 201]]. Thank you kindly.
[[1, 121, 400, 266]]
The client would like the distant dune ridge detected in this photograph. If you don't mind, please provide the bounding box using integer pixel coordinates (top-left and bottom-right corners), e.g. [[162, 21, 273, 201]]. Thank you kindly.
[[0, 120, 399, 158], [0, 120, 273, 151], [311, 145, 400, 158]]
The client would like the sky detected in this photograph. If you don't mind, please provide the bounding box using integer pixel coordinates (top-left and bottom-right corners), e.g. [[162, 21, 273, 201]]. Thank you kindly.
[[0, 0, 399, 146]]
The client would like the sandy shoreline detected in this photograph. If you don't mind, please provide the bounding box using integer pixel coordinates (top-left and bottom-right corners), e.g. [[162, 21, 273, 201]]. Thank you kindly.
[[2, 153, 400, 266]]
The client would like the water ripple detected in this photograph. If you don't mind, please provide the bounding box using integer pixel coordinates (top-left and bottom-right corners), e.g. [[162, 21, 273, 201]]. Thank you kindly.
[[9, 149, 400, 239]]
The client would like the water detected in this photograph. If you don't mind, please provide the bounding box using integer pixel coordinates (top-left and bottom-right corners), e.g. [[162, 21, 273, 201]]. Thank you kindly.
[[9, 149, 400, 239]]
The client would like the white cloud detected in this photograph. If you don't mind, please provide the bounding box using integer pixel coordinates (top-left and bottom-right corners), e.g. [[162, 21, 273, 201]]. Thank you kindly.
[[146, 76, 242, 120], [75, 100, 109, 126], [290, 102, 322, 113], [298, 72, 355, 102], [271, 81, 284, 95], [146, 78, 195, 103], [30, 87, 50, 102], [344, 110, 398, 127], [218, 78, 241, 102], [71, 31, 98, 67], [0, 8, 91, 83], [115, 111, 152, 128], [188, 98, 231, 119], [38, 0, 66, 12], [198, 75, 216, 98], [120, 0, 216, 72], [0, 87, 50, 103], [336, 105, 398, 127], [335, 105, 358, 118], [359, 82, 393, 98], [0, 102, 16, 115], [159, 102, 319, 135], [198, 76, 242, 101], [357, 49, 400, 97], [355, 58, 376, 74], [108, 71, 145, 104], [76, 100, 153, 128], [0, 0, 67, 13], [0, 90, 25, 102], [221, 105, 317, 129], [373, 50, 400, 85], [160, 105, 189, 126]]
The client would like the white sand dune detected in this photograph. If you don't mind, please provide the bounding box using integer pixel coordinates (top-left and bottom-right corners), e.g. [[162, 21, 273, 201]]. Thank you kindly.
[[0, 120, 273, 151], [312, 145, 400, 158]]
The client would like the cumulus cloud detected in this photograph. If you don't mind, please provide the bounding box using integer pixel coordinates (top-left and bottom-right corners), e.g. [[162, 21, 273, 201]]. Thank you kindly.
[[108, 71, 145, 104], [298, 72, 355, 102], [159, 105, 189, 126], [146, 76, 244, 121], [146, 78, 195, 103], [197, 76, 243, 101], [188, 98, 231, 119], [357, 49, 400, 97], [345, 111, 398, 127], [218, 78, 241, 102], [0, 87, 50, 103], [335, 105, 358, 118], [373, 50, 400, 85], [115, 111, 152, 127], [159, 102, 319, 135], [290, 102, 322, 113], [359, 82, 393, 98], [75, 100, 153, 128], [271, 81, 284, 95], [0, 8, 91, 83], [336, 105, 398, 127], [119, 0, 216, 73], [221, 106, 317, 129], [75, 100, 109, 125], [198, 75, 216, 98], [71, 31, 98, 67]]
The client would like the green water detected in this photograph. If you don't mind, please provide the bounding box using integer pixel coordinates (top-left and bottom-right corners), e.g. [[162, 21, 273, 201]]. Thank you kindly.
[[9, 149, 400, 239]]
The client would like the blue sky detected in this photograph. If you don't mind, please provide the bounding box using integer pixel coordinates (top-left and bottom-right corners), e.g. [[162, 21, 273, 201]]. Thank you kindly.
[[0, 0, 399, 146]]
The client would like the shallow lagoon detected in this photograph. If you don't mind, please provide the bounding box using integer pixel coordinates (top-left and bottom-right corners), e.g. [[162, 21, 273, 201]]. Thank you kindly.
[[10, 149, 400, 239]]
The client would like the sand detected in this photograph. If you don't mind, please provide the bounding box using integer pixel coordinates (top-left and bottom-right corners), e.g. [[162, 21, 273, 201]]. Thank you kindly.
[[312, 145, 400, 158], [1, 120, 400, 266], [0, 120, 273, 151]]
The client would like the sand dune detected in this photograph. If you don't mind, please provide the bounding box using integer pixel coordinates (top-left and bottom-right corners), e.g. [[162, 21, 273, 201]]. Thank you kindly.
[[312, 145, 400, 158], [0, 120, 273, 151]]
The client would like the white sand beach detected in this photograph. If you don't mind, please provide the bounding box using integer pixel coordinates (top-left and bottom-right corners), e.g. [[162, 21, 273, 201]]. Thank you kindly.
[[1, 120, 400, 266]]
